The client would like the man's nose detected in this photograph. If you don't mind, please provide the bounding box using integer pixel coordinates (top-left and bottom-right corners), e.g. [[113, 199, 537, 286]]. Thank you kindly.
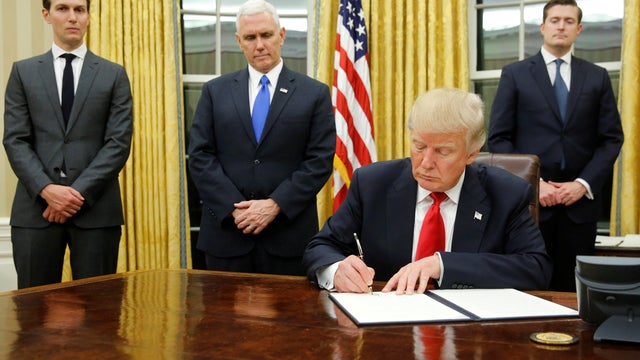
[[421, 149, 436, 168]]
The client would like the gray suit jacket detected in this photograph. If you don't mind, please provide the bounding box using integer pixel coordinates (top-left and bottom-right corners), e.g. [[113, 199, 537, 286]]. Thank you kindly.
[[3, 50, 133, 228]]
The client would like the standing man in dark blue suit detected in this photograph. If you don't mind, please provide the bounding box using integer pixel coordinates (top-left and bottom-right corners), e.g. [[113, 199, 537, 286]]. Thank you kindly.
[[488, 0, 624, 291], [303, 88, 551, 294], [188, 0, 336, 275], [3, 0, 133, 288]]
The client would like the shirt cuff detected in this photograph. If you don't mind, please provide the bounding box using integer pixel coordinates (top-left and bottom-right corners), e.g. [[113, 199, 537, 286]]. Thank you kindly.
[[575, 178, 594, 200], [316, 262, 341, 291], [435, 252, 444, 287]]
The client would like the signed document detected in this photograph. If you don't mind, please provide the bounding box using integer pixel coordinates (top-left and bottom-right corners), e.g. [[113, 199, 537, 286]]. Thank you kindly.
[[329, 288, 578, 326]]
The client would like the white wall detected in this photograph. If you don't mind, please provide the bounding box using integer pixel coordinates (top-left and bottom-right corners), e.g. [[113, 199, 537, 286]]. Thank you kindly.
[[0, 218, 16, 291], [1, 1, 53, 292]]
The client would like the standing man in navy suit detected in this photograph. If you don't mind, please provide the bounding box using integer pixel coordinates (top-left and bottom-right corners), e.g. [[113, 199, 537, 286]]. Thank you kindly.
[[3, 0, 133, 288], [488, 0, 623, 291], [303, 88, 551, 293], [188, 0, 335, 275]]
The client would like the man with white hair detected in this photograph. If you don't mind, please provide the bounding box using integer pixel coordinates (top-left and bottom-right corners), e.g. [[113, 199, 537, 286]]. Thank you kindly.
[[304, 88, 552, 293], [189, 0, 335, 275]]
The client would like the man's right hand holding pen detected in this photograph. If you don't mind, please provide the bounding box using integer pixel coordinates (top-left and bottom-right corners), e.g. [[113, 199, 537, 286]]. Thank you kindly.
[[333, 255, 375, 293]]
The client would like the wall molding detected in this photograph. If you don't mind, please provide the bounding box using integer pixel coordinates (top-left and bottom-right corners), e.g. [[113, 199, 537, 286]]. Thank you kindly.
[[0, 217, 9, 240], [0, 217, 16, 292]]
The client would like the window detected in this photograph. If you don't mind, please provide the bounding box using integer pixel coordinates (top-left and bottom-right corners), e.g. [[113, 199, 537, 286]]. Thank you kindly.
[[180, 0, 310, 267], [468, 0, 624, 231]]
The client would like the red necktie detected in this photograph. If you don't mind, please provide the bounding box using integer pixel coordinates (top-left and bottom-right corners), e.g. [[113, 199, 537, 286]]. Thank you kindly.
[[416, 192, 447, 260]]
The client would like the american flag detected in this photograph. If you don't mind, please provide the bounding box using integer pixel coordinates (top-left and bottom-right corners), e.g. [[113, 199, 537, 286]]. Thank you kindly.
[[332, 0, 376, 212]]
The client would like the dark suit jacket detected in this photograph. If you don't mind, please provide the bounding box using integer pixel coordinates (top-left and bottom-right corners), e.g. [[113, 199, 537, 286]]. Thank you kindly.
[[3, 50, 133, 228], [303, 159, 552, 290], [488, 52, 623, 223], [188, 65, 336, 258]]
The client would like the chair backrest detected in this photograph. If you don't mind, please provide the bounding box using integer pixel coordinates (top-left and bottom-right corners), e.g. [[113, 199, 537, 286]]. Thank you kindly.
[[474, 153, 540, 224]]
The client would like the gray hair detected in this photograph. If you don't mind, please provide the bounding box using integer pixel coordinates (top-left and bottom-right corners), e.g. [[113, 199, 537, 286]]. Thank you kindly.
[[236, 0, 281, 32], [407, 88, 486, 153]]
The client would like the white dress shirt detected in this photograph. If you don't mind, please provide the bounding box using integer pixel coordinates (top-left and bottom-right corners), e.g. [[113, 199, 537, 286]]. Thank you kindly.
[[52, 43, 87, 104]]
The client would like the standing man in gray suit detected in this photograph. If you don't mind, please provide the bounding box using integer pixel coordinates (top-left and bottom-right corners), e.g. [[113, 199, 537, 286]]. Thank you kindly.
[[3, 0, 133, 288], [188, 0, 335, 276]]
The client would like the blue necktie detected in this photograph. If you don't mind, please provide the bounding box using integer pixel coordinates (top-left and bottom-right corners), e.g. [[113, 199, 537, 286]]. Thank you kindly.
[[554, 59, 568, 122], [252, 75, 270, 141], [61, 53, 76, 127]]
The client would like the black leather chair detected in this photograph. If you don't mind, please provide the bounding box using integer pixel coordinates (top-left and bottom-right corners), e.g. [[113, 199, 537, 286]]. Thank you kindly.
[[474, 153, 540, 224]]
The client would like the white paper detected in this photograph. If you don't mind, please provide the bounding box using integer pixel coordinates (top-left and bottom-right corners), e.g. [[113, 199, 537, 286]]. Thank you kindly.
[[429, 288, 578, 319], [329, 288, 578, 326], [329, 292, 470, 325], [595, 235, 624, 247], [621, 234, 640, 248]]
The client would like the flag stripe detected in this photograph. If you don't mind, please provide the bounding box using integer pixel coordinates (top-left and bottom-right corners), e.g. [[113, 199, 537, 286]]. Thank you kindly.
[[332, 0, 376, 212]]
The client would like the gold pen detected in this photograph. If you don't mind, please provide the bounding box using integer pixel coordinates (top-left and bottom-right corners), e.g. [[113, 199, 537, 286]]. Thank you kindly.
[[353, 232, 373, 294]]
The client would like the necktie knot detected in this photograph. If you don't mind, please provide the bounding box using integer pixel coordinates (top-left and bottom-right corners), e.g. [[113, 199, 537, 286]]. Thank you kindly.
[[430, 192, 447, 205], [554, 58, 563, 69], [61, 53, 76, 63], [260, 74, 269, 87]]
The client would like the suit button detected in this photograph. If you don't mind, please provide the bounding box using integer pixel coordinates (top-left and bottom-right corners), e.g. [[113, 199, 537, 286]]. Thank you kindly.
[[254, 159, 260, 165], [249, 192, 256, 199], [64, 138, 70, 144], [54, 167, 60, 173]]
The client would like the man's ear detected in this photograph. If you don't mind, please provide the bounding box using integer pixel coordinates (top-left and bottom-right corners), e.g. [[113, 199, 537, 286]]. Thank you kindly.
[[466, 149, 480, 165]]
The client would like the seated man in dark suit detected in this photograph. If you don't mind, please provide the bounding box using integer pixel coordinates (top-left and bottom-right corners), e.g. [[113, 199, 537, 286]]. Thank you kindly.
[[303, 88, 552, 294]]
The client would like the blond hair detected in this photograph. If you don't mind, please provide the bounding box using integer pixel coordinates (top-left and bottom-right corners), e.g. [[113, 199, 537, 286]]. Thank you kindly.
[[407, 88, 486, 153]]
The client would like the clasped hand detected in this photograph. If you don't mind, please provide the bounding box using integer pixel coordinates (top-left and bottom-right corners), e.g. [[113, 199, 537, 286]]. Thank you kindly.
[[40, 184, 84, 223], [539, 180, 586, 207], [233, 198, 280, 234]]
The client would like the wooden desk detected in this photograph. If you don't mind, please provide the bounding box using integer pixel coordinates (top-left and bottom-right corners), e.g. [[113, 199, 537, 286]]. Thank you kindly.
[[0, 270, 637, 359]]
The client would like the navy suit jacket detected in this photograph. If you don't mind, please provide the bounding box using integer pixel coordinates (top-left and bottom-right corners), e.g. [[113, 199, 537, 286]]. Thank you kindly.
[[488, 52, 623, 223], [3, 50, 133, 228], [188, 65, 336, 258], [303, 159, 552, 290]]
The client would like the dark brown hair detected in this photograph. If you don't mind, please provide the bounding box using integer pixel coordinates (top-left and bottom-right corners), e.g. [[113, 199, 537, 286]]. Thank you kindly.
[[543, 0, 582, 23], [43, 0, 91, 12]]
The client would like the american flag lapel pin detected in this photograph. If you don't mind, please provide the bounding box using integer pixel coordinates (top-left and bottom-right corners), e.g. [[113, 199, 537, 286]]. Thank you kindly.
[[474, 211, 482, 221], [279, 88, 288, 93]]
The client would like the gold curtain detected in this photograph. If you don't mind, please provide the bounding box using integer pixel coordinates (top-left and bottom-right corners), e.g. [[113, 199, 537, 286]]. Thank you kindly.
[[611, 0, 640, 235], [63, 0, 190, 281], [314, 0, 469, 224]]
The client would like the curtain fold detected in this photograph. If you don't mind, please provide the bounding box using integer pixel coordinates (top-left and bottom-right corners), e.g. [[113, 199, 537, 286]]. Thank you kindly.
[[611, 0, 640, 236], [314, 0, 469, 224], [62, 0, 190, 280]]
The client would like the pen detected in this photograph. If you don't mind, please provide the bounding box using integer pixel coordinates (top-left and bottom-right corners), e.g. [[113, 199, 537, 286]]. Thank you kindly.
[[353, 232, 373, 294]]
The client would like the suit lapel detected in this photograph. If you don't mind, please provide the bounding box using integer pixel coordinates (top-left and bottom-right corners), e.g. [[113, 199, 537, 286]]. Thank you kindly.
[[530, 52, 563, 124], [230, 69, 255, 144], [451, 165, 491, 252], [259, 65, 295, 143], [67, 51, 100, 133], [565, 56, 585, 125], [387, 160, 419, 264], [37, 52, 66, 129]]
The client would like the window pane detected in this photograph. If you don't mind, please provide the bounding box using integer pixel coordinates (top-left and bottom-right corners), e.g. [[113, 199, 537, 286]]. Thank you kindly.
[[182, 0, 216, 12], [183, 15, 216, 74], [523, 4, 544, 58], [574, 0, 623, 63], [477, 6, 519, 71], [472, 79, 500, 152], [219, 0, 307, 13]]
